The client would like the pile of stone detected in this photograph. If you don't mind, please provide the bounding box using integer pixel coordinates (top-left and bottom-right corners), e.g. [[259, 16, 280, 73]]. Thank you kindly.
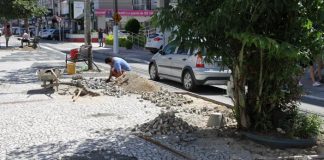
[[140, 90, 193, 108], [135, 112, 197, 136], [80, 78, 107, 90], [71, 78, 127, 97]]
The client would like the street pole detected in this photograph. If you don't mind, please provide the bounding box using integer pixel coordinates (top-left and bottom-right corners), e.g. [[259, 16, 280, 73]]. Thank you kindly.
[[84, 0, 93, 70], [113, 0, 119, 54], [58, 0, 61, 41]]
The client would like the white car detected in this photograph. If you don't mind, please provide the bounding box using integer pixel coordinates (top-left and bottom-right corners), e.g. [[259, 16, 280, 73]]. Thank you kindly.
[[38, 29, 48, 37], [41, 29, 55, 39], [145, 33, 164, 54], [149, 41, 231, 91]]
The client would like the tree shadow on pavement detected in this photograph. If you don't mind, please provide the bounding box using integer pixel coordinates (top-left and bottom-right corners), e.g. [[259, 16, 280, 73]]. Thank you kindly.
[[6, 129, 173, 160], [3, 63, 65, 85], [0, 50, 64, 62]]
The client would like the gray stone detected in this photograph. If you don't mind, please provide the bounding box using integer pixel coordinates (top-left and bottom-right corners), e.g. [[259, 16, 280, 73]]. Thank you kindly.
[[206, 112, 223, 128]]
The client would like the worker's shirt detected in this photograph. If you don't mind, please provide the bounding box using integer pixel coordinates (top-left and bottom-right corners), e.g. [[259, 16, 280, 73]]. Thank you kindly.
[[113, 57, 131, 72]]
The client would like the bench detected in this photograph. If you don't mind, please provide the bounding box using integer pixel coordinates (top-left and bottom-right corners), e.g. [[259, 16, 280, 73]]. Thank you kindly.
[[65, 45, 101, 72]]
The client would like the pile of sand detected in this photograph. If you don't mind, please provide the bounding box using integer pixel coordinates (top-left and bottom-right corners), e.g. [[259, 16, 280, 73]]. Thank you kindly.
[[114, 72, 160, 93]]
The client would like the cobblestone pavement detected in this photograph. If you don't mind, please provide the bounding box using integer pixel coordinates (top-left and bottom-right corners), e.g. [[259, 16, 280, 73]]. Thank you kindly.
[[0, 45, 182, 160]]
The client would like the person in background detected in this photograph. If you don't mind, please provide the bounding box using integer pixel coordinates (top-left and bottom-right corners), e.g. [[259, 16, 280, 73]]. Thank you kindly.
[[30, 30, 33, 38], [98, 28, 104, 47], [3, 24, 12, 48], [20, 32, 30, 47]]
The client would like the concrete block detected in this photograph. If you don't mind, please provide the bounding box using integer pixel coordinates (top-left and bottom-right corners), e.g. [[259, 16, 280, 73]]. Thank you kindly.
[[207, 112, 223, 128]]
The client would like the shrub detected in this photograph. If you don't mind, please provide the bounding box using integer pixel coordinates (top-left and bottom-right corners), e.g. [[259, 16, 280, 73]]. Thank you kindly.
[[105, 35, 113, 45], [290, 113, 322, 138], [119, 38, 127, 47], [125, 18, 140, 34], [125, 40, 133, 49]]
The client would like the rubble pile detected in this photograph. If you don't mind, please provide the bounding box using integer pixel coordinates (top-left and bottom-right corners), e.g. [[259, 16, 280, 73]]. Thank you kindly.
[[140, 90, 193, 107], [114, 73, 160, 93], [135, 112, 197, 136], [71, 73, 161, 97], [77, 78, 127, 97]]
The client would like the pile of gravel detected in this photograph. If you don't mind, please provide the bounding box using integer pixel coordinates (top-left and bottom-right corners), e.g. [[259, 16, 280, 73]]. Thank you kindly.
[[140, 90, 193, 108], [71, 78, 127, 97], [134, 112, 197, 136]]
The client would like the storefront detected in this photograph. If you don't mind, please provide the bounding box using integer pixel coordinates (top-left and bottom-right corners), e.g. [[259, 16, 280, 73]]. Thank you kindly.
[[95, 9, 154, 32]]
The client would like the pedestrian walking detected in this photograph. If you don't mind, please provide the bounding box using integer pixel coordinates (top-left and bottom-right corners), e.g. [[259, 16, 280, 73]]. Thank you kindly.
[[3, 24, 12, 48], [98, 28, 104, 47]]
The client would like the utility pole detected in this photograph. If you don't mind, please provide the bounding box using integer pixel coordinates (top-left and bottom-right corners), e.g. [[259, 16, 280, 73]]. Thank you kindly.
[[84, 0, 93, 70], [58, 0, 61, 41], [113, 0, 119, 54]]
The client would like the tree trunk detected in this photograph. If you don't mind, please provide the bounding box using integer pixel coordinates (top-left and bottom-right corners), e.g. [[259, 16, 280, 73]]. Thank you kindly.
[[84, 0, 93, 70], [233, 43, 250, 129], [24, 17, 29, 35]]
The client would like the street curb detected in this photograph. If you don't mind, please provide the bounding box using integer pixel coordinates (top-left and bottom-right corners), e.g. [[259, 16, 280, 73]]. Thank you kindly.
[[302, 95, 324, 103]]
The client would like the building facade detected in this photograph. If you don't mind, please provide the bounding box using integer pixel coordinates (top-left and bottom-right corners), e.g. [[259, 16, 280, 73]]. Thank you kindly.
[[95, 0, 159, 32], [37, 0, 170, 34]]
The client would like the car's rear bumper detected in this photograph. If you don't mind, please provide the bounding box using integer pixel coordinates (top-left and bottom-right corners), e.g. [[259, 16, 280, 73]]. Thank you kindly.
[[193, 68, 231, 85]]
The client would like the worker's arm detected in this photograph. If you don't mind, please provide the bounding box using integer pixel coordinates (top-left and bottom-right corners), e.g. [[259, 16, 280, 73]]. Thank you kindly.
[[106, 67, 114, 82]]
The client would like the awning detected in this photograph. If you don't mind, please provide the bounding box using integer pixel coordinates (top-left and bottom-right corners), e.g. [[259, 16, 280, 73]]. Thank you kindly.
[[95, 9, 154, 17], [95, 9, 107, 16]]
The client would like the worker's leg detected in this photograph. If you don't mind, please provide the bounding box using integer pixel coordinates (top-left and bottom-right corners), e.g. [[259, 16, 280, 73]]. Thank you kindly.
[[111, 69, 124, 78], [5, 37, 9, 47]]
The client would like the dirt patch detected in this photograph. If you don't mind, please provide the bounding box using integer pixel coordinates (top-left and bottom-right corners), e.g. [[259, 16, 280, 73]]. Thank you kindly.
[[115, 72, 160, 93]]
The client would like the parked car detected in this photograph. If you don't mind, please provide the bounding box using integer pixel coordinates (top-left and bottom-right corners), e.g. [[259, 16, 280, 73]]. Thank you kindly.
[[38, 29, 48, 37], [0, 28, 2, 36], [41, 29, 56, 39], [53, 29, 70, 40], [145, 33, 164, 54], [11, 27, 23, 35], [148, 41, 231, 91]]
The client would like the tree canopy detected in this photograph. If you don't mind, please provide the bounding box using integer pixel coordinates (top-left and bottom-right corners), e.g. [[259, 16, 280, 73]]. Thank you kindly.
[[0, 0, 47, 20], [153, 0, 324, 137], [125, 18, 141, 34]]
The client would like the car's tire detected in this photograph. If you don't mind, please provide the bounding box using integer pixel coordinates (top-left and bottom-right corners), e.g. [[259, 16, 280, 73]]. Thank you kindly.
[[149, 63, 160, 81], [150, 49, 159, 54], [182, 70, 196, 91]]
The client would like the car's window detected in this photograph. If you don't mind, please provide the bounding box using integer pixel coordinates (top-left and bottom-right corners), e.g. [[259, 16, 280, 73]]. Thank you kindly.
[[176, 44, 189, 55], [148, 34, 159, 38], [163, 43, 177, 55]]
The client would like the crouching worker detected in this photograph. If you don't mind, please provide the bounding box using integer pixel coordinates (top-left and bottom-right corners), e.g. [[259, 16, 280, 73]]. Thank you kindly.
[[105, 56, 131, 82]]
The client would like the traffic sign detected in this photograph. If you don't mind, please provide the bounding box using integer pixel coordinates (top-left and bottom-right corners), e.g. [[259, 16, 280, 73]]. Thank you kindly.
[[113, 13, 122, 23]]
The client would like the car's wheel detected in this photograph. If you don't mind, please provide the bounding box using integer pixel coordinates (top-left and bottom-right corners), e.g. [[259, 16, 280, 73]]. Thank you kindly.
[[149, 63, 160, 81], [182, 71, 196, 91], [150, 49, 159, 54]]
